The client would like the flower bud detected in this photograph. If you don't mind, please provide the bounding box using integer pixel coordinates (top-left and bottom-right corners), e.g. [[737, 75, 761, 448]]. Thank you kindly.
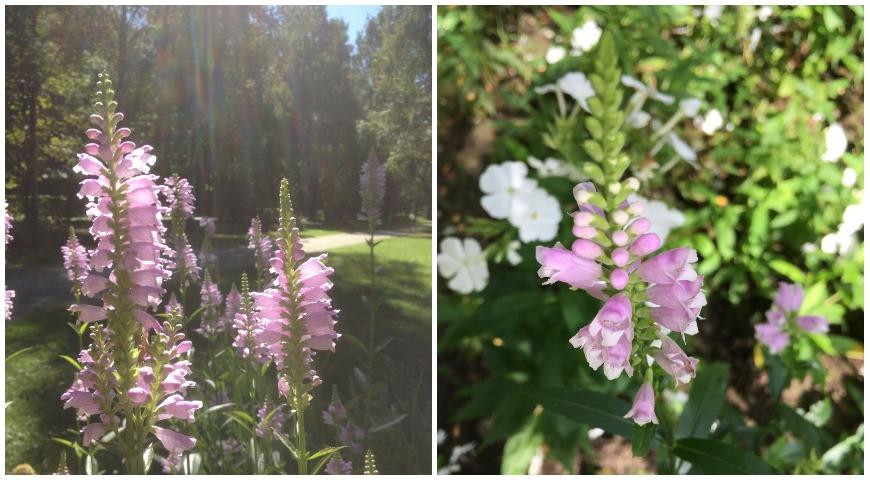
[[630, 233, 661, 256], [120, 141, 136, 153], [612, 230, 629, 246], [573, 211, 595, 227], [86, 128, 102, 139], [573, 225, 597, 239], [85, 143, 100, 156], [629, 217, 651, 235], [116, 127, 131, 138], [610, 268, 628, 290], [89, 114, 104, 126], [611, 210, 629, 225], [572, 239, 602, 259], [628, 202, 645, 216], [611, 247, 629, 266], [625, 177, 640, 191]]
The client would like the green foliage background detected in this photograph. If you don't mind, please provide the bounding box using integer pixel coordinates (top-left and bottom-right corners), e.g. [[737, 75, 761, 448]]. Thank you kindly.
[[437, 5, 863, 474]]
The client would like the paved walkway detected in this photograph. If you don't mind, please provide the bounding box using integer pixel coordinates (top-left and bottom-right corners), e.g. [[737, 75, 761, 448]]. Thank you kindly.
[[302, 232, 393, 252]]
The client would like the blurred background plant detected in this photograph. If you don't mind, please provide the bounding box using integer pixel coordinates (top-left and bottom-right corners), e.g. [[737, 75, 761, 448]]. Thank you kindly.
[[437, 5, 863, 474]]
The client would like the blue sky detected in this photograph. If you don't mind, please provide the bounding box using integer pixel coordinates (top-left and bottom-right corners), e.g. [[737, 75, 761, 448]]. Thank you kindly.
[[326, 5, 382, 42]]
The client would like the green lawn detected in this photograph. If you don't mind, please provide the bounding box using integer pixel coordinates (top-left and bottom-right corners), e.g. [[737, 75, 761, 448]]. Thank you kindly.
[[5, 235, 431, 474]]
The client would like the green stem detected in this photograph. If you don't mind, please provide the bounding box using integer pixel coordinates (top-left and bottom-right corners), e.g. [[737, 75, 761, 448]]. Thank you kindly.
[[295, 397, 308, 474], [366, 227, 376, 427]]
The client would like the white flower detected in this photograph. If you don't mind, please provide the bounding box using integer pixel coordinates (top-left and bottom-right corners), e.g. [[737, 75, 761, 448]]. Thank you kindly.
[[571, 19, 602, 54], [666, 131, 698, 167], [842, 167, 857, 187], [748, 27, 762, 52], [509, 187, 562, 243], [536, 72, 596, 113], [558, 72, 595, 112], [546, 46, 566, 64], [841, 202, 864, 235], [506, 240, 522, 266], [627, 110, 652, 129], [479, 161, 537, 219], [757, 6, 773, 21], [437, 237, 489, 294], [822, 123, 848, 162], [527, 156, 584, 181], [629, 194, 686, 242], [679, 98, 702, 117], [701, 109, 724, 135], [704, 5, 724, 23], [622, 75, 675, 105]]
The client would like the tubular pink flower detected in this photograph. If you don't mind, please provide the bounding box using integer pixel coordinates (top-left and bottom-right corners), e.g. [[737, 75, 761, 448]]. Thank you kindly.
[[587, 294, 633, 347], [755, 322, 789, 353], [624, 383, 658, 426], [536, 243, 604, 291], [62, 231, 91, 289], [654, 335, 699, 384], [153, 426, 196, 455], [157, 394, 203, 422], [570, 325, 634, 380], [629, 232, 661, 256], [164, 176, 195, 220], [646, 277, 706, 334], [774, 282, 804, 313], [796, 315, 828, 333], [638, 247, 699, 285], [248, 216, 275, 284], [82, 422, 108, 446]]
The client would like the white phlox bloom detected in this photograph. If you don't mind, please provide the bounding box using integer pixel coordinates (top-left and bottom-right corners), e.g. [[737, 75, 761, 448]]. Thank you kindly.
[[509, 187, 563, 243], [479, 161, 537, 219], [506, 240, 522, 266], [437, 237, 489, 295], [536, 72, 596, 113], [527, 156, 584, 181], [822, 123, 848, 162], [546, 46, 567, 64], [571, 19, 602, 54], [700, 109, 724, 135]]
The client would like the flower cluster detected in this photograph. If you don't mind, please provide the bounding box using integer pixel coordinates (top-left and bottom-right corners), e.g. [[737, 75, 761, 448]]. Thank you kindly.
[[322, 396, 364, 463], [755, 282, 828, 354], [253, 178, 339, 401], [165, 175, 200, 287], [358, 153, 387, 226], [479, 161, 562, 243], [61, 228, 90, 296], [535, 34, 704, 426], [196, 271, 224, 337], [63, 74, 199, 471], [255, 400, 287, 439], [232, 274, 270, 363], [248, 216, 274, 288], [5, 202, 14, 321]]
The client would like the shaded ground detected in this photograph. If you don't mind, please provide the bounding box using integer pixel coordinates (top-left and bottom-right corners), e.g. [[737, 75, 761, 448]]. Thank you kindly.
[[5, 228, 432, 474]]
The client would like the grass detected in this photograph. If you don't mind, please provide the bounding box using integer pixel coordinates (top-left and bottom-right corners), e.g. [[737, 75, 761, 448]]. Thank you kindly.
[[4, 233, 431, 474]]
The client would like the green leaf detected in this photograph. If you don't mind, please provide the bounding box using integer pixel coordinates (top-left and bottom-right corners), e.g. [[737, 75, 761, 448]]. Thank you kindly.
[[769, 259, 806, 284], [525, 387, 640, 440], [273, 431, 298, 459], [500, 416, 542, 474], [675, 362, 728, 440], [776, 404, 832, 452], [714, 218, 736, 260], [58, 354, 82, 371], [201, 402, 235, 416], [5, 346, 34, 362], [368, 413, 408, 433], [631, 423, 656, 456], [673, 438, 774, 474], [308, 445, 346, 461]]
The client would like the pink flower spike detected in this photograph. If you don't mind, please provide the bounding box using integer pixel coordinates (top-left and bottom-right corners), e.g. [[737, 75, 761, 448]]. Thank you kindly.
[[624, 383, 659, 426], [629, 233, 661, 257], [796, 315, 828, 333]]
